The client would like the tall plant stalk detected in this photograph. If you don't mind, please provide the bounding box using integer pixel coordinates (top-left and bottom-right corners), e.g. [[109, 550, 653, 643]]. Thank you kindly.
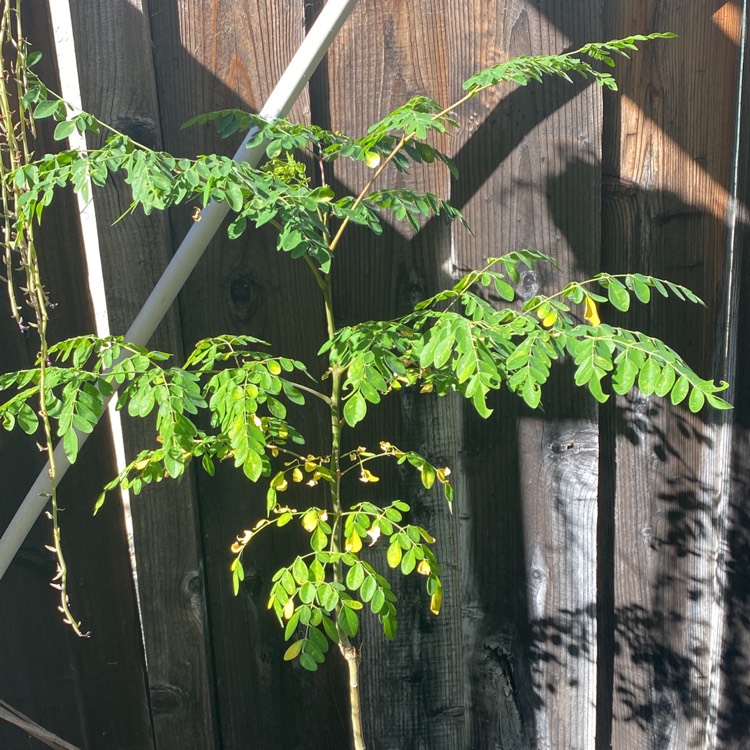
[[322, 276, 366, 748], [0, 0, 86, 635], [310, 93, 467, 748]]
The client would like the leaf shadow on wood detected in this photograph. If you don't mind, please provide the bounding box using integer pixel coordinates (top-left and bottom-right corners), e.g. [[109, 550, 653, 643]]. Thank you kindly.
[[597, 390, 749, 748], [503, 4, 750, 733], [533, 149, 748, 748], [718, 432, 750, 746], [609, 397, 717, 742], [524, 393, 743, 748], [595, 153, 748, 746]]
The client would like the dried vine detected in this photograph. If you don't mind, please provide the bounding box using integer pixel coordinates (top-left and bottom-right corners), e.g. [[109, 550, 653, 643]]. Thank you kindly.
[[0, 0, 86, 636]]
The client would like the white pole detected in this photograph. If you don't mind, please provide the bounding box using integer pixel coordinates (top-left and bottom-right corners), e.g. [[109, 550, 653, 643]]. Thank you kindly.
[[0, 0, 360, 579]]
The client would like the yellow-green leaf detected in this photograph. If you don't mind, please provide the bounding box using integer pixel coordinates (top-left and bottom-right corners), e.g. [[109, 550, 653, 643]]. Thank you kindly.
[[420, 463, 436, 490], [301, 510, 319, 532], [345, 531, 363, 553], [283, 640, 304, 661], [343, 392, 367, 427], [430, 585, 443, 615], [387, 542, 402, 568], [607, 280, 630, 312], [688, 387, 705, 413], [671, 375, 690, 405]]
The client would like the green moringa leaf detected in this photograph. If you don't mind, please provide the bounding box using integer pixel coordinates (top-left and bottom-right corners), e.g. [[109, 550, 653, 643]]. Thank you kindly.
[[343, 392, 367, 427]]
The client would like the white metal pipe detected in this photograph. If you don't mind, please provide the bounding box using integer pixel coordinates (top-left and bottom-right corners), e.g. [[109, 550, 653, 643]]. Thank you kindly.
[[0, 0, 360, 580]]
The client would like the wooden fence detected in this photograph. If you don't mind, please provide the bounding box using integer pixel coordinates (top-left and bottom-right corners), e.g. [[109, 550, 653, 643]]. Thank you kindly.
[[1, 0, 748, 748]]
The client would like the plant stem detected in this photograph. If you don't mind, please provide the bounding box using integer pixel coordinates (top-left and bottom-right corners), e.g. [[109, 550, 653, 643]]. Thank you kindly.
[[0, 0, 85, 635], [343, 645, 365, 750], [285, 380, 333, 406], [328, 134, 407, 256], [321, 273, 366, 750]]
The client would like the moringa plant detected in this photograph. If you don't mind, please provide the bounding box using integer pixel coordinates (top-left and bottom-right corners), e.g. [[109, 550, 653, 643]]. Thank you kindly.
[[0, 25, 730, 749]]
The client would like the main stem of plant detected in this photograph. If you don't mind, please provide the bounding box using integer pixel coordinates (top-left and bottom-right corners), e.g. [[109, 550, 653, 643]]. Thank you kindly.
[[322, 275, 366, 750], [310, 100, 460, 750]]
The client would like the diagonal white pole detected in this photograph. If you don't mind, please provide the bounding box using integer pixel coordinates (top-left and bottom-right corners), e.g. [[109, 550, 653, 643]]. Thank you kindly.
[[0, 0, 360, 579]]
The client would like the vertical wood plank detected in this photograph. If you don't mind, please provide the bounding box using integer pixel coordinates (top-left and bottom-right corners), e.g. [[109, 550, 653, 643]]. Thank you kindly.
[[448, 2, 604, 748], [0, 2, 153, 747], [146, 1, 348, 746], [67, 0, 218, 747], [721, 250, 750, 750], [602, 3, 744, 748], [717, 5, 750, 745], [324, 2, 467, 748]]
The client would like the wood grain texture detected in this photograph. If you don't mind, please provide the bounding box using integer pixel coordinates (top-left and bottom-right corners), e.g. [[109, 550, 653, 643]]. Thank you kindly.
[[602, 3, 745, 748], [326, 2, 605, 748], [717, 7, 750, 744], [448, 3, 604, 748], [67, 1, 218, 747], [324, 3, 467, 748], [6, 2, 750, 748], [147, 1, 347, 747], [0, 3, 152, 748]]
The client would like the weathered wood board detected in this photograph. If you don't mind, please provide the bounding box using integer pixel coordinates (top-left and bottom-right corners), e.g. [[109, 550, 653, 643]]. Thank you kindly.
[[67, 0, 218, 746], [323, 2, 464, 747], [325, 1, 605, 748], [2, 1, 749, 748], [602, 3, 747, 748], [449, 3, 604, 748], [0, 3, 152, 748], [146, 1, 346, 747]]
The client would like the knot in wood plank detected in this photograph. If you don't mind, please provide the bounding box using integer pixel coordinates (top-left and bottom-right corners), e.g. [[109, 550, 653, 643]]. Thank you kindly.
[[150, 683, 188, 714], [113, 115, 159, 150], [227, 273, 263, 323]]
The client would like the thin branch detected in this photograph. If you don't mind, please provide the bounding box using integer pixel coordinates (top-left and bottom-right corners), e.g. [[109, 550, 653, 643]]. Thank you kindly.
[[286, 380, 332, 406], [328, 134, 407, 255], [0, 699, 80, 750]]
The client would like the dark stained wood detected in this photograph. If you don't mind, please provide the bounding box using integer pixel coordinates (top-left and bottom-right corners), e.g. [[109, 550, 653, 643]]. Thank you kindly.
[[0, 2, 152, 748], [67, 0, 218, 747], [602, 3, 745, 748], [147, 1, 347, 747]]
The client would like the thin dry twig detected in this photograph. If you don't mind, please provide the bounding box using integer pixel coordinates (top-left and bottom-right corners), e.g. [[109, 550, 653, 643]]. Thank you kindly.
[[0, 699, 81, 750]]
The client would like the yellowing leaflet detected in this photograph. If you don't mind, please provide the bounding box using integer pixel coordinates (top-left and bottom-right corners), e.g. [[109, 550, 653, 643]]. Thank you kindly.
[[584, 296, 601, 326]]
